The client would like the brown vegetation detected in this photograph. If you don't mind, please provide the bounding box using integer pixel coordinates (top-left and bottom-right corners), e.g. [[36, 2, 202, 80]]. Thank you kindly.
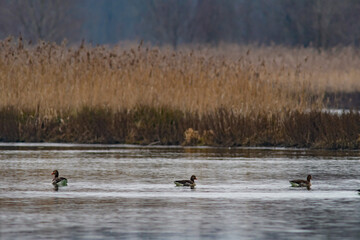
[[1, 106, 359, 149], [0, 37, 359, 148]]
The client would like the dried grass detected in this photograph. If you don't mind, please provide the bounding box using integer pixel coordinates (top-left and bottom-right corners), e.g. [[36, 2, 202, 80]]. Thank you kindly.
[[1, 37, 360, 148], [3, 37, 359, 117]]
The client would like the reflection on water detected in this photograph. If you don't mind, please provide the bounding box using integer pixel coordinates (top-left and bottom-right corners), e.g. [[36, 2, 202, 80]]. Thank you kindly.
[[0, 143, 359, 240]]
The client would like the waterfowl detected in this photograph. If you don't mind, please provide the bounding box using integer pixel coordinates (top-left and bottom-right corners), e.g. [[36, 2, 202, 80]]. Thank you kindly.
[[174, 175, 197, 187], [51, 170, 68, 186], [289, 175, 312, 187]]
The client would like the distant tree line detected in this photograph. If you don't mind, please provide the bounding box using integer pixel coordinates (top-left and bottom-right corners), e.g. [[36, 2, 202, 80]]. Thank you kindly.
[[0, 0, 359, 48]]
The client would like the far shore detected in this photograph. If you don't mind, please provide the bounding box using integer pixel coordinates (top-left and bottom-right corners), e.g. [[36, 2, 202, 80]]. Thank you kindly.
[[1, 106, 359, 150]]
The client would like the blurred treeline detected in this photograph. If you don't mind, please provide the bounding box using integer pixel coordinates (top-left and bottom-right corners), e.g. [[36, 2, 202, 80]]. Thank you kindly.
[[0, 0, 359, 48]]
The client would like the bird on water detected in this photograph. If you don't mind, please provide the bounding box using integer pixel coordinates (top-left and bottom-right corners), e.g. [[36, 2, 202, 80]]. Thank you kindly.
[[51, 170, 68, 186], [174, 175, 197, 188], [289, 175, 312, 188]]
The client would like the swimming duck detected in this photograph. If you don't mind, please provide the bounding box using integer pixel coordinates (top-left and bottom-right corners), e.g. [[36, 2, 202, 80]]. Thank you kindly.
[[52, 170, 68, 186], [174, 175, 197, 187], [289, 175, 312, 187]]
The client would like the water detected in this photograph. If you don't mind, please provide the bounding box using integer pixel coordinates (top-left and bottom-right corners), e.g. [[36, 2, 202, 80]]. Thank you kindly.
[[0, 143, 359, 240]]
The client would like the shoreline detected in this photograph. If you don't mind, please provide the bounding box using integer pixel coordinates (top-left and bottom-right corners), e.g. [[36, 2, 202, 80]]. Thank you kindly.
[[1, 105, 359, 150], [1, 142, 360, 152]]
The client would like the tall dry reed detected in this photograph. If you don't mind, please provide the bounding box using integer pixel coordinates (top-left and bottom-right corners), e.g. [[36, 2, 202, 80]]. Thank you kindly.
[[3, 37, 359, 118], [1, 37, 360, 148]]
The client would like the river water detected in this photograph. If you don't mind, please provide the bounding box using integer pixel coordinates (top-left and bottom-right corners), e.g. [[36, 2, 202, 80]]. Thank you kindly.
[[0, 143, 359, 240]]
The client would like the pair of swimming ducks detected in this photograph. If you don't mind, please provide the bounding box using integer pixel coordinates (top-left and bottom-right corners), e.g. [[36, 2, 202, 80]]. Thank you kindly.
[[51, 170, 198, 188], [53, 170, 324, 190]]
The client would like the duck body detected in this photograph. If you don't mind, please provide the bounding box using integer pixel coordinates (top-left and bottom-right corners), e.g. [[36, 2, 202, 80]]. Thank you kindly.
[[52, 170, 68, 186], [174, 175, 197, 187], [289, 175, 312, 187]]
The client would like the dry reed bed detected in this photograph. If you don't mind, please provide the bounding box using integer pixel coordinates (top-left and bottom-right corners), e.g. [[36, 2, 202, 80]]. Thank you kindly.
[[1, 37, 360, 148], [5, 37, 360, 115], [1, 106, 359, 149]]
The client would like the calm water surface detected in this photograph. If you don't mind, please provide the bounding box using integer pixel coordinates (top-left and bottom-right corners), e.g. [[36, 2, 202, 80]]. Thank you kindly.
[[0, 143, 359, 240]]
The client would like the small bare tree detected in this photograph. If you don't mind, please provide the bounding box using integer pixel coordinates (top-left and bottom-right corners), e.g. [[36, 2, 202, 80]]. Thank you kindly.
[[141, 0, 195, 48], [0, 0, 82, 42], [190, 0, 237, 44]]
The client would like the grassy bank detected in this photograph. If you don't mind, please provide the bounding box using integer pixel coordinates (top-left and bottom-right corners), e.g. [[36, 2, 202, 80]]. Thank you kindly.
[[1, 106, 359, 149], [1, 37, 360, 148]]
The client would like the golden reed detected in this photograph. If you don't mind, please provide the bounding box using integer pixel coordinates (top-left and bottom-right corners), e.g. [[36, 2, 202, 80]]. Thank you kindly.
[[1, 37, 360, 148], [2, 37, 359, 117]]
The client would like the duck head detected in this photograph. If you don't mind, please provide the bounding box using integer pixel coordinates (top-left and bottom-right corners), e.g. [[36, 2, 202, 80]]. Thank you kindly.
[[52, 170, 59, 178], [307, 175, 312, 181], [190, 175, 197, 182]]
